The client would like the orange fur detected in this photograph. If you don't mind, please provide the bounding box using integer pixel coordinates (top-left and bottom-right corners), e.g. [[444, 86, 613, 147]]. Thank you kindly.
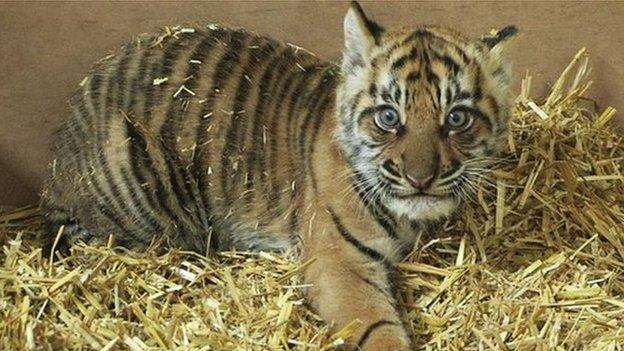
[[41, 2, 515, 349]]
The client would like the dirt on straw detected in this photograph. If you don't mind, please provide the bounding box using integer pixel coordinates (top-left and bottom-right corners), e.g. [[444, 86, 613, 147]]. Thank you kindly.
[[1, 49, 623, 350]]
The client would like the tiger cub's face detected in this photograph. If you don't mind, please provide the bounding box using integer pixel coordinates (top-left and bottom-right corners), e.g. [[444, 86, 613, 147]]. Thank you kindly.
[[336, 3, 516, 221]]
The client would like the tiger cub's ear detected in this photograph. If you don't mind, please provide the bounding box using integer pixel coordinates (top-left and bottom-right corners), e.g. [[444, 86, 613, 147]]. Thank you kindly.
[[481, 26, 518, 92], [342, 1, 384, 74], [480, 25, 518, 51]]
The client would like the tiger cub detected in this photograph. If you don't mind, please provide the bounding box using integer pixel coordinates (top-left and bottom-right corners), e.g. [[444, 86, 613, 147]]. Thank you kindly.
[[42, 2, 516, 349]]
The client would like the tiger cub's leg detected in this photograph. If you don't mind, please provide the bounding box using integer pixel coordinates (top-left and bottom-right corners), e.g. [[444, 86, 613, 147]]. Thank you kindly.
[[41, 204, 97, 256], [304, 215, 411, 350]]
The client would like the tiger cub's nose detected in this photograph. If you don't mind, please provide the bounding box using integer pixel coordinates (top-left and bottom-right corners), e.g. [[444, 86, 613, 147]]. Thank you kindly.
[[405, 170, 435, 190]]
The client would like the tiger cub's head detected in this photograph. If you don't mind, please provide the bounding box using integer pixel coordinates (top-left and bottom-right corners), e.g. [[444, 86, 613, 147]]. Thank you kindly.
[[336, 2, 517, 221]]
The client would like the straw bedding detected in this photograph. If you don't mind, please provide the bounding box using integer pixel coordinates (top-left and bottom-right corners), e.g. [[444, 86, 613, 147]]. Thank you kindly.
[[1, 49, 623, 350]]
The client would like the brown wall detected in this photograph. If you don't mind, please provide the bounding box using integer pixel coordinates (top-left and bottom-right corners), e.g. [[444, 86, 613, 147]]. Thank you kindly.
[[1, 1, 623, 206]]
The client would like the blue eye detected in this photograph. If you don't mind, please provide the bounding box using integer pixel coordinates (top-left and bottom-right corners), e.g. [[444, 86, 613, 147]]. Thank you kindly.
[[374, 107, 401, 131], [446, 110, 473, 131]]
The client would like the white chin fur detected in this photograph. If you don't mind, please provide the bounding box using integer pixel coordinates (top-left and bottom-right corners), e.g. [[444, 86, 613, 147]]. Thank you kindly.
[[385, 195, 457, 221]]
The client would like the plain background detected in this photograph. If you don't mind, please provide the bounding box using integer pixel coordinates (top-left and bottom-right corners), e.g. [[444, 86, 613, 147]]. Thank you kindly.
[[1, 1, 623, 207]]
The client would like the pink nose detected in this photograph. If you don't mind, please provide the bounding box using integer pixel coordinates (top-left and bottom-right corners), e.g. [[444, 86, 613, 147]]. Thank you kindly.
[[405, 172, 435, 189]]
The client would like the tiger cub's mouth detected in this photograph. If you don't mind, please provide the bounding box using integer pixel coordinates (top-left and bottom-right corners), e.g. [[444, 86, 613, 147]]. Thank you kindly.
[[383, 185, 459, 221], [379, 166, 459, 200], [392, 191, 446, 200]]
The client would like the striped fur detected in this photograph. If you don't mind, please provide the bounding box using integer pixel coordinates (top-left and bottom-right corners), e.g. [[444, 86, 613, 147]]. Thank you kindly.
[[41, 3, 516, 349]]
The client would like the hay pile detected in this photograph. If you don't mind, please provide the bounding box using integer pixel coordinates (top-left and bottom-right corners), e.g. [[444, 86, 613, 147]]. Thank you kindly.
[[1, 49, 623, 350]]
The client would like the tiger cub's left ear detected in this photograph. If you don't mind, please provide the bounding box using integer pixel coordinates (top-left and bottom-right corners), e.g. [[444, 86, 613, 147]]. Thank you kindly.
[[481, 25, 518, 51], [481, 26, 518, 91], [342, 1, 384, 74]]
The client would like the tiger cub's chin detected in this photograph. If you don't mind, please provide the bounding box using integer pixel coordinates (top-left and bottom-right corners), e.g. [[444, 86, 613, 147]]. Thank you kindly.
[[385, 195, 458, 222]]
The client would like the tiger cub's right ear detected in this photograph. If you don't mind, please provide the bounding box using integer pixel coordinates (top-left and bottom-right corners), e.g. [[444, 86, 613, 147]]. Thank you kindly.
[[342, 1, 384, 74], [481, 25, 518, 51]]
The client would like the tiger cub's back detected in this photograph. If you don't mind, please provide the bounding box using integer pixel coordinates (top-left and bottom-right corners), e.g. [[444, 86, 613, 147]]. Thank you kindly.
[[43, 25, 337, 253]]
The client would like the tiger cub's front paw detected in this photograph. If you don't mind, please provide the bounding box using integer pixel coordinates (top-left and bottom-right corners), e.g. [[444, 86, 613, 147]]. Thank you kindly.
[[361, 337, 412, 351], [354, 323, 412, 350]]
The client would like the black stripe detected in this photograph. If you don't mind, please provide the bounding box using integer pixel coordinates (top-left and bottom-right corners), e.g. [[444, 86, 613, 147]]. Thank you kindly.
[[450, 78, 461, 101], [282, 66, 318, 235], [190, 29, 238, 209], [423, 59, 441, 109], [328, 208, 385, 262], [92, 49, 135, 234], [351, 170, 399, 240], [267, 73, 297, 214], [140, 54, 159, 123], [284, 70, 315, 186], [304, 86, 335, 191], [392, 85, 401, 105], [485, 95, 500, 118], [159, 146, 214, 240], [87, 71, 103, 118], [76, 63, 131, 237], [375, 206, 399, 240], [179, 162, 212, 231], [244, 44, 285, 206], [119, 166, 164, 235], [154, 35, 198, 138], [297, 68, 333, 175], [380, 89, 393, 104], [493, 66, 507, 81], [434, 52, 462, 75], [403, 28, 472, 67], [426, 70, 440, 85], [210, 31, 257, 205], [114, 48, 162, 236], [161, 34, 216, 148], [353, 270, 391, 299], [391, 55, 410, 70], [159, 34, 215, 228], [368, 83, 377, 96], [349, 91, 364, 119], [455, 90, 470, 101], [391, 46, 419, 72], [144, 34, 189, 123], [221, 75, 256, 202], [350, 1, 385, 44], [125, 45, 151, 112], [125, 117, 191, 237], [122, 45, 182, 227], [165, 157, 194, 213], [130, 35, 166, 123], [307, 78, 337, 192], [286, 67, 332, 230], [65, 109, 128, 235], [473, 66, 483, 101], [267, 72, 297, 216], [262, 49, 302, 215], [289, 205, 299, 239], [122, 36, 188, 236], [259, 53, 300, 206], [406, 71, 420, 83], [402, 28, 432, 44], [482, 25, 518, 49], [115, 43, 136, 108], [286, 70, 316, 149], [126, 120, 171, 220], [382, 160, 401, 178], [102, 47, 149, 234], [357, 320, 398, 347]]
